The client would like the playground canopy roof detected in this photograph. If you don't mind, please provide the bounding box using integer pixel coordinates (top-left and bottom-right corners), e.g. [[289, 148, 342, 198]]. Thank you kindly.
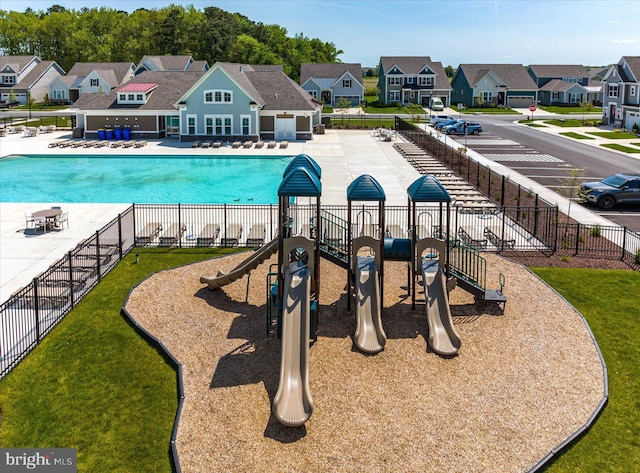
[[282, 154, 321, 179], [278, 166, 322, 197], [346, 174, 386, 202], [407, 175, 452, 202]]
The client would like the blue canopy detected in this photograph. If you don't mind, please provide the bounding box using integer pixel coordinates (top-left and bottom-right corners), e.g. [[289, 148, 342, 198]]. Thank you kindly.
[[407, 175, 451, 202], [282, 154, 321, 179], [278, 167, 322, 197], [347, 174, 386, 202]]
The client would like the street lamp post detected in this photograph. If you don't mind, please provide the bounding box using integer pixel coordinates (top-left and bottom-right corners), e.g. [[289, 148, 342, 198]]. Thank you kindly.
[[27, 91, 32, 119]]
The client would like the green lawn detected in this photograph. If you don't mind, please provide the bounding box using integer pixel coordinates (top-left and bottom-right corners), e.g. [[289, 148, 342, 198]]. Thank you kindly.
[[531, 268, 640, 472], [587, 131, 638, 139], [538, 105, 602, 114], [600, 143, 640, 153], [544, 119, 590, 127], [1, 256, 638, 472], [451, 105, 518, 114], [0, 247, 241, 472], [560, 131, 596, 140]]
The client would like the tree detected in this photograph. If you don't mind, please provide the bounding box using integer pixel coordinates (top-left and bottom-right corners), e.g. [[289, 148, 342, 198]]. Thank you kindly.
[[445, 65, 455, 78], [557, 167, 587, 236]]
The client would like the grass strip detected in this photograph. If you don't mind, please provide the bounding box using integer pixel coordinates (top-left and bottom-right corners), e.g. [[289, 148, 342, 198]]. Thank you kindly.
[[586, 131, 638, 139], [560, 131, 596, 139], [0, 247, 241, 472], [600, 143, 640, 153], [531, 268, 640, 472]]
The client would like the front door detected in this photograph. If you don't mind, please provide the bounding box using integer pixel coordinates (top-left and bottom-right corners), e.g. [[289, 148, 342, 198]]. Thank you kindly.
[[275, 116, 295, 140], [610, 104, 616, 125]]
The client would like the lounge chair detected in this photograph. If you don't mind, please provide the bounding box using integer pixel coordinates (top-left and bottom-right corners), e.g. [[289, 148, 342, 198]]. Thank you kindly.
[[122, 141, 135, 148], [246, 223, 266, 248], [243, 140, 254, 148], [266, 141, 277, 149], [134, 140, 147, 148], [110, 140, 125, 148], [279, 141, 288, 149], [159, 223, 187, 246], [201, 141, 211, 148], [484, 226, 516, 249], [221, 223, 242, 247], [212, 141, 222, 148], [231, 141, 242, 149], [94, 141, 108, 148], [254, 141, 265, 149], [135, 222, 162, 245], [196, 223, 221, 246], [458, 225, 487, 249]]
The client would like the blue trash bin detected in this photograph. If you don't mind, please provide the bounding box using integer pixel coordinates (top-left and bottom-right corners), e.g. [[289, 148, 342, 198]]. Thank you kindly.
[[122, 128, 131, 140], [105, 129, 114, 140], [114, 128, 123, 140], [97, 129, 105, 140]]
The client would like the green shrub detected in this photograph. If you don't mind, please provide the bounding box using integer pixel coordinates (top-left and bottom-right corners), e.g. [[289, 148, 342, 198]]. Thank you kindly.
[[590, 225, 601, 238]]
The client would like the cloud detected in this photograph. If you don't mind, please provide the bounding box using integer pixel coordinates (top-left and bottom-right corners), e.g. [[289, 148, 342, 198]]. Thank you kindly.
[[613, 38, 638, 44], [607, 19, 620, 24]]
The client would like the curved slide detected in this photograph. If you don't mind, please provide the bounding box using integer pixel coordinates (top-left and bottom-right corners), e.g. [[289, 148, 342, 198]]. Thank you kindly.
[[200, 238, 278, 290], [272, 260, 314, 426], [354, 257, 387, 354], [418, 238, 461, 357]]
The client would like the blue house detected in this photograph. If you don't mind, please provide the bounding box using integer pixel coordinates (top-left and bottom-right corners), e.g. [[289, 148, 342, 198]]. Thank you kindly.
[[300, 63, 364, 106]]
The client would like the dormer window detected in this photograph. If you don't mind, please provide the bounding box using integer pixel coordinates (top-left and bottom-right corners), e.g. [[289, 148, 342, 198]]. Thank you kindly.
[[418, 76, 433, 86], [204, 89, 233, 104], [90, 78, 99, 87], [116, 83, 157, 104], [343, 79, 352, 88], [1, 75, 15, 84]]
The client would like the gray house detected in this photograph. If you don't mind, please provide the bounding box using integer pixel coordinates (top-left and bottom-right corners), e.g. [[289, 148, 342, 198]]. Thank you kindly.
[[601, 56, 640, 129], [377, 56, 451, 106], [300, 63, 364, 106], [527, 65, 590, 106], [72, 62, 322, 141], [0, 55, 65, 105], [134, 55, 209, 75], [451, 64, 538, 108], [48, 62, 135, 104]]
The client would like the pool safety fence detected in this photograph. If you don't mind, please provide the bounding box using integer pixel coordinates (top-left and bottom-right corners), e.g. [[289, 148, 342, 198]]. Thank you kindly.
[[1, 203, 639, 380], [0, 114, 74, 130]]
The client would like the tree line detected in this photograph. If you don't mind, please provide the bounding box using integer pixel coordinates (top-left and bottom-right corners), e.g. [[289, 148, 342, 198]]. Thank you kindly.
[[0, 5, 343, 82]]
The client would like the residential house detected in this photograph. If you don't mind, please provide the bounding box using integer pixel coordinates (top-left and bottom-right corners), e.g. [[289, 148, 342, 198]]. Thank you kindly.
[[48, 62, 136, 104], [601, 56, 640, 129], [377, 56, 451, 107], [134, 55, 209, 75], [300, 63, 364, 106], [72, 62, 321, 141], [0, 55, 65, 104], [527, 65, 590, 106], [451, 64, 538, 108], [585, 66, 608, 105]]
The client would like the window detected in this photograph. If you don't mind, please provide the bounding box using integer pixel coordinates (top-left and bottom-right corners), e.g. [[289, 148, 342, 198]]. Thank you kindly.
[[552, 92, 560, 101], [389, 77, 401, 86], [608, 84, 619, 98], [128, 94, 135, 101], [119, 94, 126, 101], [136, 94, 143, 101], [569, 93, 581, 103], [308, 90, 317, 98], [90, 78, 99, 87], [418, 76, 433, 86], [204, 89, 233, 104], [1, 75, 15, 84], [343, 79, 352, 88], [389, 90, 400, 102], [631, 86, 636, 97], [242, 116, 250, 135], [205, 116, 214, 135], [214, 116, 232, 135], [407, 77, 413, 84], [187, 115, 196, 135], [52, 89, 66, 100], [481, 91, 493, 102]]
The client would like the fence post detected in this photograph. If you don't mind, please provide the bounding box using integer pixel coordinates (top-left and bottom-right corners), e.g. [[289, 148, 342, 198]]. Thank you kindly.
[[533, 194, 539, 237], [33, 277, 41, 343], [67, 252, 75, 308], [178, 203, 182, 248], [500, 175, 506, 207], [95, 231, 102, 280], [621, 226, 627, 260], [117, 213, 123, 260], [476, 161, 480, 188], [574, 223, 581, 256]]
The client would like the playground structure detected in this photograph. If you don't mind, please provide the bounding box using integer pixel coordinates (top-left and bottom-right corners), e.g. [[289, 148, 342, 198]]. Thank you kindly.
[[200, 153, 507, 426]]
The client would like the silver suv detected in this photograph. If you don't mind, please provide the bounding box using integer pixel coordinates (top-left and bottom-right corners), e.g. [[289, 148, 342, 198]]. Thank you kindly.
[[430, 114, 456, 126], [580, 173, 640, 209]]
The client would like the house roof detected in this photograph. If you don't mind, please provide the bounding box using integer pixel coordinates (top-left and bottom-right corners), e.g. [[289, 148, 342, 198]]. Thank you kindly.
[[300, 63, 363, 86], [528, 64, 588, 78], [0, 55, 39, 74], [622, 56, 640, 82], [66, 62, 134, 87], [72, 71, 204, 111], [190, 60, 210, 71], [379, 56, 451, 90], [136, 55, 194, 72], [458, 64, 537, 90], [539, 79, 584, 92], [119, 82, 157, 93], [18, 61, 65, 88], [217, 62, 319, 111]]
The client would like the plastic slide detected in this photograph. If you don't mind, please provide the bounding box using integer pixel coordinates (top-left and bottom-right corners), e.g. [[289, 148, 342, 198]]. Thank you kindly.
[[421, 258, 461, 356], [354, 256, 387, 354], [272, 260, 313, 426], [200, 238, 278, 290]]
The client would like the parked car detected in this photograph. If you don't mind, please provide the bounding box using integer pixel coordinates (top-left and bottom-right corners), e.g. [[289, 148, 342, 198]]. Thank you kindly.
[[430, 114, 456, 125], [434, 119, 461, 131], [579, 173, 640, 209], [0, 100, 20, 109], [429, 97, 444, 111], [443, 121, 483, 135]]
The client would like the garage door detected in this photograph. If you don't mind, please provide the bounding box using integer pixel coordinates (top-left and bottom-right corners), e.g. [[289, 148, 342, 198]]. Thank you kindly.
[[335, 96, 360, 106], [508, 96, 534, 108], [625, 111, 640, 130]]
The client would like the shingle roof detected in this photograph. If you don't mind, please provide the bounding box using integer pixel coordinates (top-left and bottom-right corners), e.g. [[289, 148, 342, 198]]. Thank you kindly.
[[300, 63, 362, 86], [72, 71, 204, 111], [190, 60, 209, 71], [0, 55, 38, 73], [66, 62, 134, 86], [539, 79, 583, 92], [18, 61, 64, 88], [379, 56, 451, 90], [622, 56, 640, 82], [528, 64, 588, 78], [458, 64, 537, 90]]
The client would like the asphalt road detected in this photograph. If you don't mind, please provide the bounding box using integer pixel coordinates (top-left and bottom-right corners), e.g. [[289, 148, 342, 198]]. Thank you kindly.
[[460, 113, 640, 232]]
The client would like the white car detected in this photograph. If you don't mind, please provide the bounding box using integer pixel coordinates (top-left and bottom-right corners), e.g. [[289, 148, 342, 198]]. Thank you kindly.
[[430, 114, 456, 125]]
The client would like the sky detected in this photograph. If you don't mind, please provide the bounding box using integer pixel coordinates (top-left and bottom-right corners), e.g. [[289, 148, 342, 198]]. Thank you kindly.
[[3, 0, 640, 67]]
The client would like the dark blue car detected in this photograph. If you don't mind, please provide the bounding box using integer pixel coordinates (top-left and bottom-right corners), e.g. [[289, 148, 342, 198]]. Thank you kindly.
[[443, 121, 483, 135]]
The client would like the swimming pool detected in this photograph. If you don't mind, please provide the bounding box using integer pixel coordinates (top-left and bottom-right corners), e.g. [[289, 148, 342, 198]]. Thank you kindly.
[[0, 155, 292, 204]]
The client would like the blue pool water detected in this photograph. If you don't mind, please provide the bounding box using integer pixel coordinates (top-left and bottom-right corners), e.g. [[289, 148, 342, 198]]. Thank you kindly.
[[0, 155, 292, 204]]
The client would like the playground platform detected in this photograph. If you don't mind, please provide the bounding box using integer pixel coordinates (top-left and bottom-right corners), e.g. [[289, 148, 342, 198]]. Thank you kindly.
[[125, 251, 605, 473]]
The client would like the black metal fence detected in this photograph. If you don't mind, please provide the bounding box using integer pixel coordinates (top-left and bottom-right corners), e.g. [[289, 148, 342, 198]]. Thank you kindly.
[[0, 114, 74, 129]]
